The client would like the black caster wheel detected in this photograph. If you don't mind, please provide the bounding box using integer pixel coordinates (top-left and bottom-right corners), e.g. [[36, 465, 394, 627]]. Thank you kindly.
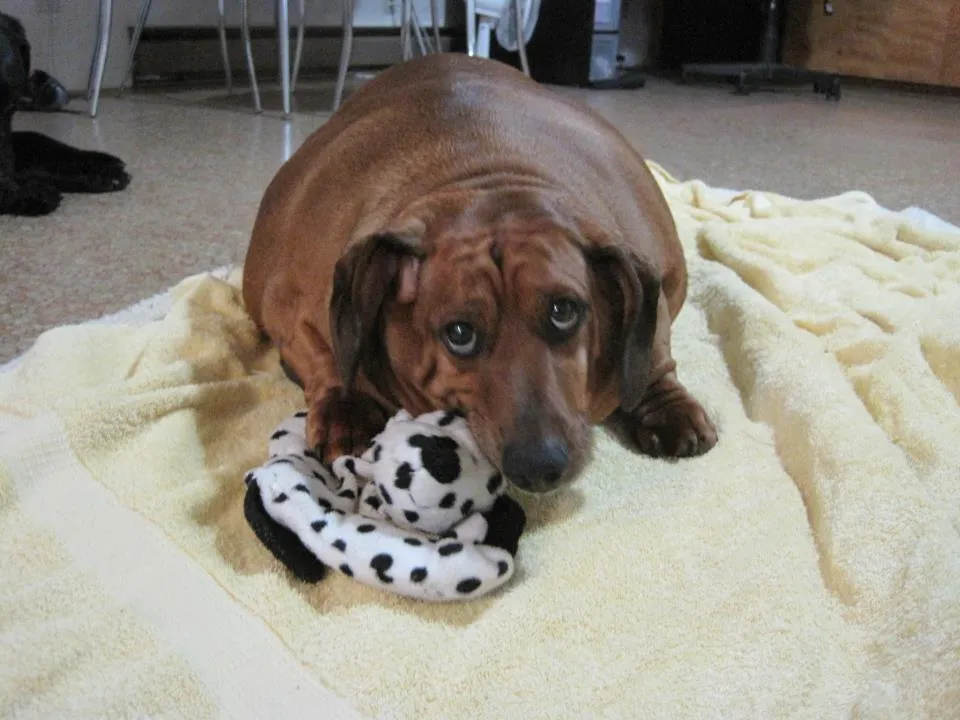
[[813, 77, 842, 101], [825, 76, 842, 101]]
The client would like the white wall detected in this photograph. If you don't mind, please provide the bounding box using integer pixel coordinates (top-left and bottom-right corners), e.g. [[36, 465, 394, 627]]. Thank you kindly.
[[8, 0, 449, 92]]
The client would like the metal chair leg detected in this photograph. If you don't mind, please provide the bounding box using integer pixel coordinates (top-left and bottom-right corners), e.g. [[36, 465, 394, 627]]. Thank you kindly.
[[333, 0, 355, 111], [430, 0, 441, 52], [119, 0, 152, 92], [291, 0, 306, 91], [476, 16, 492, 58], [400, 0, 412, 60], [465, 0, 476, 56], [240, 0, 262, 112], [217, 0, 234, 93], [278, 0, 292, 118], [410, 5, 429, 56], [86, 7, 103, 101], [513, 0, 530, 76], [89, 0, 113, 117]]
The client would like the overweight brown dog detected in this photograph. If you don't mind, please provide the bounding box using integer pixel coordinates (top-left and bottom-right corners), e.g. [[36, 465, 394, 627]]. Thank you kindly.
[[243, 54, 717, 494]]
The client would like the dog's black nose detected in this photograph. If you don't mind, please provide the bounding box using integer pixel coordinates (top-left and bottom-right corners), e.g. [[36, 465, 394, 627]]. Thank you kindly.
[[502, 437, 569, 492]]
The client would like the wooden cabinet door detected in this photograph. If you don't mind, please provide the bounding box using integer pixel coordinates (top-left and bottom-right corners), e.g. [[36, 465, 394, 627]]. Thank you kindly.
[[783, 0, 960, 88]]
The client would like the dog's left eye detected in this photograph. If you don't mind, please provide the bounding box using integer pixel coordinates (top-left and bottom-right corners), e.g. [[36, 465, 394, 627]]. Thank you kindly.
[[548, 298, 582, 332], [441, 322, 480, 357]]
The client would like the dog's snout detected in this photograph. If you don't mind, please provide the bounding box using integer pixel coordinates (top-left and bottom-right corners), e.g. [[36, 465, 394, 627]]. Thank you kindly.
[[502, 437, 569, 492]]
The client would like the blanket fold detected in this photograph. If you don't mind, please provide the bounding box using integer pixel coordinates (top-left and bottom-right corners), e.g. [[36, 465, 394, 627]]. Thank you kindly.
[[1, 163, 958, 719]]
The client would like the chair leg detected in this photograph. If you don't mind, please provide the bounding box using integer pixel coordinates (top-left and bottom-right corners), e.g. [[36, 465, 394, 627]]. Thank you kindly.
[[87, 8, 102, 101], [240, 0, 262, 112], [89, 0, 113, 117], [513, 0, 530, 76], [278, 0, 292, 118], [430, 0, 441, 52], [292, 0, 306, 92], [333, 0, 355, 111], [465, 0, 476, 56], [120, 0, 153, 93], [476, 17, 492, 58], [410, 5, 429, 56], [217, 0, 234, 94], [400, 0, 412, 60]]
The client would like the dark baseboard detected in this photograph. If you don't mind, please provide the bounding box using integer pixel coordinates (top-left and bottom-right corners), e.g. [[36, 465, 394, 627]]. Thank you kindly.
[[131, 26, 462, 87]]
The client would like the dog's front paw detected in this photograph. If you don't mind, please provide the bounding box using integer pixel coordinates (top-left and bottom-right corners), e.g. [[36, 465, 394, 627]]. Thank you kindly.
[[0, 178, 62, 217], [307, 386, 389, 464], [612, 374, 717, 459], [71, 152, 131, 193], [630, 399, 717, 458]]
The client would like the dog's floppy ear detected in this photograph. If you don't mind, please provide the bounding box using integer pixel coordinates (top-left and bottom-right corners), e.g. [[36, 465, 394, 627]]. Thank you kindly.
[[588, 245, 661, 412], [330, 232, 423, 390]]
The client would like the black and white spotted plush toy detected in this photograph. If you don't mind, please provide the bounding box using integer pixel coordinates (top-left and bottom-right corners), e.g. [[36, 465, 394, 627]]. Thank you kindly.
[[243, 409, 527, 602]]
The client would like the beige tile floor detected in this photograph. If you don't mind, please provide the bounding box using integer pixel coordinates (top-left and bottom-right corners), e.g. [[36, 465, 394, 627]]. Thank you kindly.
[[1, 73, 958, 364]]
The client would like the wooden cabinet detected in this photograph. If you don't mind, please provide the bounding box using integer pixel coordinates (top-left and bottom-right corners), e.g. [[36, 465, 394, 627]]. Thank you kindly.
[[782, 0, 960, 88]]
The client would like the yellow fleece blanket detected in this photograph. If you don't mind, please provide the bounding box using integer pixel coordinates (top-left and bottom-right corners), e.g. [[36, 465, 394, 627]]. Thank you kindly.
[[2, 165, 959, 719]]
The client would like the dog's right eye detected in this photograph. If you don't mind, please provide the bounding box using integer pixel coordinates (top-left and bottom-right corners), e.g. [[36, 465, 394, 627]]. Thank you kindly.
[[441, 322, 480, 357]]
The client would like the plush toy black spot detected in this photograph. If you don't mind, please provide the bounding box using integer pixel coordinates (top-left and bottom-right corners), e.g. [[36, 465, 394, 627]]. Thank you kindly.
[[380, 484, 394, 505], [437, 410, 464, 427], [439, 542, 464, 556], [439, 492, 457, 509], [408, 434, 461, 484], [456, 578, 482, 594], [394, 462, 414, 489], [370, 554, 394, 584]]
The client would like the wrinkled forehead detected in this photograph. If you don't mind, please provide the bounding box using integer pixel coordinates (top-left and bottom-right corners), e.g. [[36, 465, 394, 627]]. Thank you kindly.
[[497, 231, 590, 297], [422, 235, 502, 303], [420, 229, 588, 308]]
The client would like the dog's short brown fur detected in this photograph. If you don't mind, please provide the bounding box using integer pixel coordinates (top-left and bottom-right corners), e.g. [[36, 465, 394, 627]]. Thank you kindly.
[[243, 54, 717, 493]]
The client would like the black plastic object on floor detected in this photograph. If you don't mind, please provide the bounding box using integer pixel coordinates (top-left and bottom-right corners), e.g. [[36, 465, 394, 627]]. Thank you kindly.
[[17, 70, 72, 112], [676, 0, 841, 100]]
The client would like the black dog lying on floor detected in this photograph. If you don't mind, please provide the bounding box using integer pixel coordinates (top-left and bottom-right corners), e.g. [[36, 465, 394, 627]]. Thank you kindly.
[[1, 12, 130, 217]]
